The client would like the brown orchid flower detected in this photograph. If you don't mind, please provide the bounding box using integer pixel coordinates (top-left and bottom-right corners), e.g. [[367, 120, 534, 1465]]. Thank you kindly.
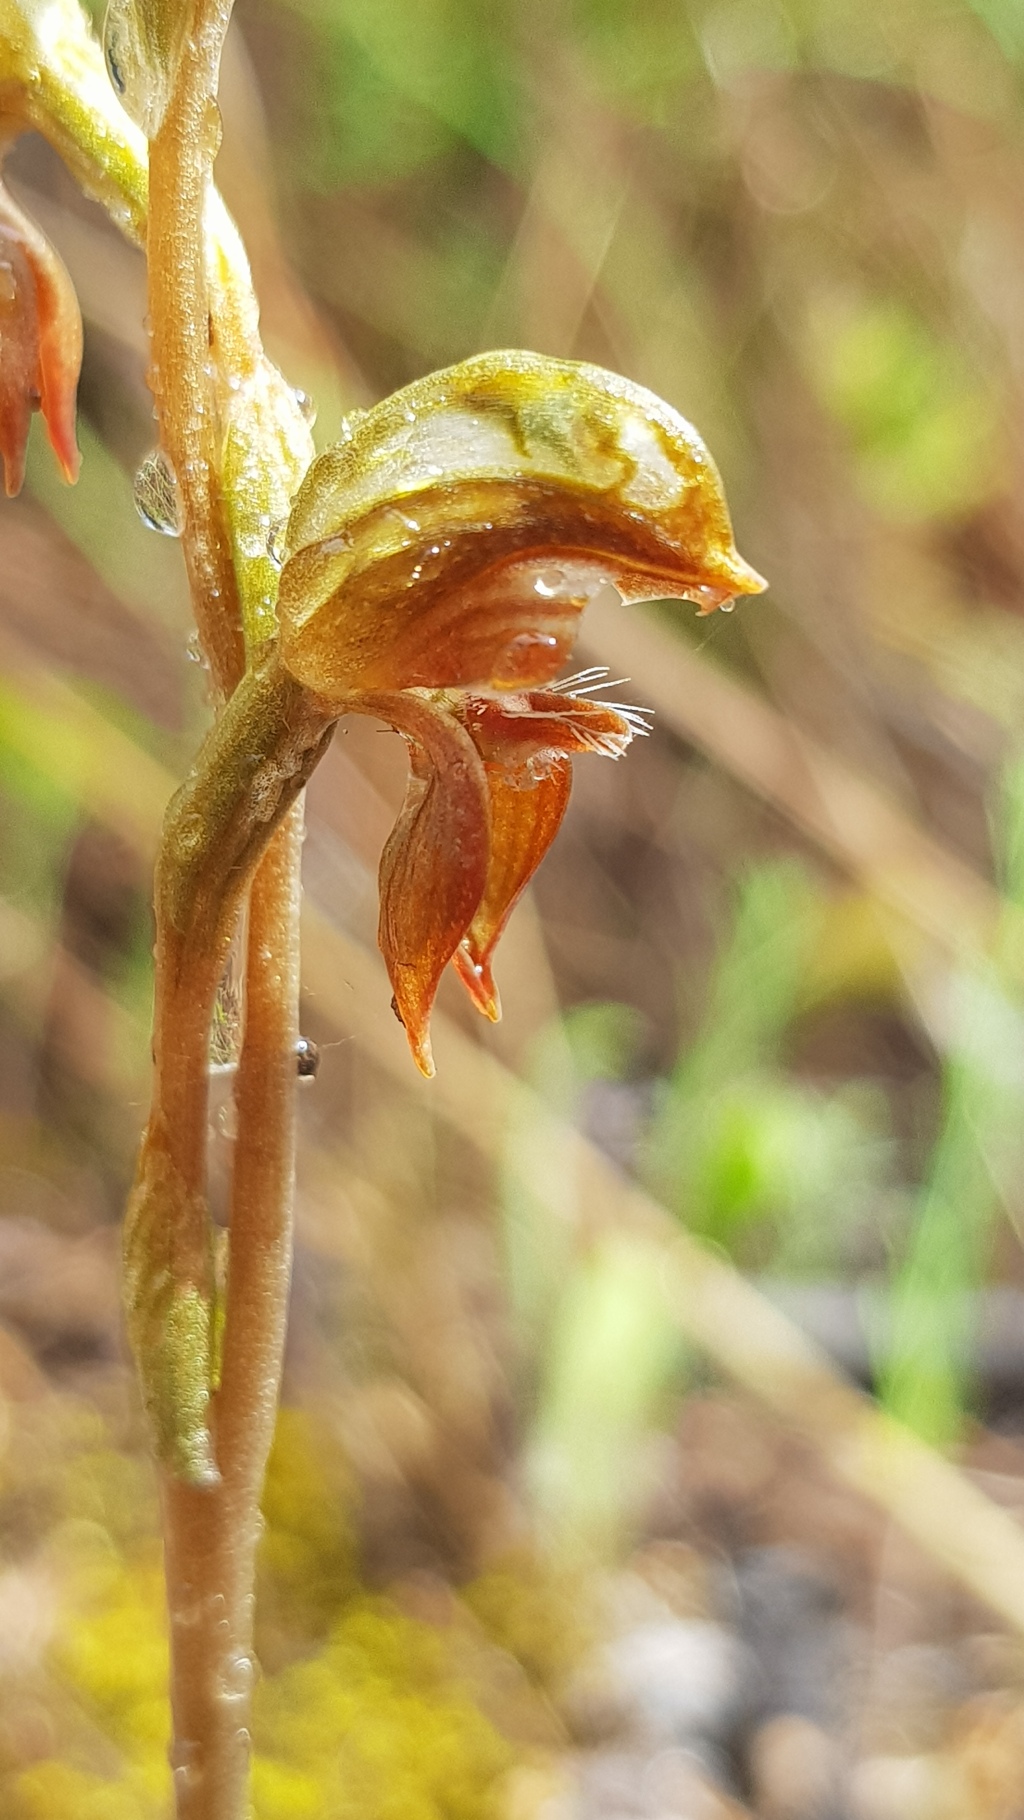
[[277, 350, 765, 1074], [0, 176, 82, 496]]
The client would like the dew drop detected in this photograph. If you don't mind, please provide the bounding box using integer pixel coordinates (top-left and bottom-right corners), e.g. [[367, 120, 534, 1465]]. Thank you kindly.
[[266, 516, 289, 568], [217, 1652, 256, 1703], [533, 568, 567, 599], [134, 448, 182, 536], [201, 98, 223, 160], [338, 409, 367, 444], [493, 632, 561, 688], [170, 1741, 201, 1794], [295, 1036, 320, 1080], [185, 631, 209, 667], [217, 1100, 238, 1140], [687, 583, 737, 616], [292, 388, 317, 427]]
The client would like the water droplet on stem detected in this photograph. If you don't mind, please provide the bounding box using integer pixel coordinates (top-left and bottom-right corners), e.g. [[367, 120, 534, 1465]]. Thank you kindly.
[[134, 448, 182, 536]]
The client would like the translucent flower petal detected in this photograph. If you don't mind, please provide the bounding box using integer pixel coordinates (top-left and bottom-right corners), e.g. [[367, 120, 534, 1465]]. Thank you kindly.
[[0, 181, 81, 495], [450, 687, 640, 1020], [368, 692, 490, 1077], [452, 759, 572, 1023], [0, 219, 39, 498]]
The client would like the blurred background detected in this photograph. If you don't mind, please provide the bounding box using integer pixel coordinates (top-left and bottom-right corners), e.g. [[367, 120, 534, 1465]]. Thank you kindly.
[[8, 0, 1024, 1814]]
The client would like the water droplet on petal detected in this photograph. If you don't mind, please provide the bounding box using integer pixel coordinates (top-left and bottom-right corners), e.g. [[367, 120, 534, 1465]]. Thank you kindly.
[[493, 632, 561, 687], [338, 409, 367, 445], [134, 448, 182, 536], [687, 583, 736, 616], [266, 516, 288, 568], [533, 569, 567, 599], [185, 631, 209, 667], [292, 388, 316, 426], [295, 1036, 320, 1079]]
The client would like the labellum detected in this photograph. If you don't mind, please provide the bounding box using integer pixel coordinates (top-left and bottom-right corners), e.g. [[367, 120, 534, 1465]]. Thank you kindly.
[[275, 350, 767, 1073]]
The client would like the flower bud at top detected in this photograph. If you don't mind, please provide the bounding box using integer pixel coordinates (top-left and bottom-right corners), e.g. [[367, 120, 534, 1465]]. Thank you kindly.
[[0, 179, 81, 496]]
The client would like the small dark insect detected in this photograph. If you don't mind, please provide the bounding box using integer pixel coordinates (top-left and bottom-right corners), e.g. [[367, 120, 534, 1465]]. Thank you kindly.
[[295, 1035, 320, 1079]]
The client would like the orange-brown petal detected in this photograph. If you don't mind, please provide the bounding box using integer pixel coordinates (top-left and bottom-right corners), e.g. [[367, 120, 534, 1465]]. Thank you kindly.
[[367, 691, 490, 1076], [0, 182, 81, 493], [0, 219, 40, 498], [452, 759, 572, 1022], [450, 687, 639, 1020]]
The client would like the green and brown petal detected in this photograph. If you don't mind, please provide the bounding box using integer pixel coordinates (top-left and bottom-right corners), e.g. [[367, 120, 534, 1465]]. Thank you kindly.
[[276, 350, 764, 700], [276, 350, 765, 1072]]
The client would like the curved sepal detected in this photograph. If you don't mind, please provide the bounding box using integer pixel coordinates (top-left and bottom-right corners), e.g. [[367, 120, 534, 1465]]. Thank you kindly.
[[451, 686, 641, 1019], [453, 758, 572, 1022], [0, 180, 81, 495], [367, 691, 490, 1076]]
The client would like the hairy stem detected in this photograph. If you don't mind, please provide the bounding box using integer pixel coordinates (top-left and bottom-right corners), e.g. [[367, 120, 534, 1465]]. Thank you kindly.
[[139, 0, 321, 1807], [129, 659, 333, 1815], [147, 0, 244, 695], [162, 805, 305, 1820]]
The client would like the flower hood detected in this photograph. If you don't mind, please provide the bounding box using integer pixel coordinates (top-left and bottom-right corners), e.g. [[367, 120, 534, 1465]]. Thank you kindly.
[[276, 351, 765, 1072]]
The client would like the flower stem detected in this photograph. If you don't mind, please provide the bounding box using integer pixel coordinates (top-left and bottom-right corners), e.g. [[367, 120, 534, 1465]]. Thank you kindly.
[[147, 0, 244, 695], [139, 0, 324, 1804], [161, 804, 305, 1820], [133, 660, 333, 1818]]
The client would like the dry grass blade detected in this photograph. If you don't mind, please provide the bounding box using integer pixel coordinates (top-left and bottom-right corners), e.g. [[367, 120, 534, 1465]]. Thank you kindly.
[[583, 592, 999, 954]]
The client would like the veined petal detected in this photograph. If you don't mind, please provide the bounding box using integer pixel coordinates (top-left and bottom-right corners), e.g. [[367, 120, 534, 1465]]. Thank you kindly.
[[0, 181, 81, 493], [452, 760, 571, 1022], [364, 691, 490, 1077], [0, 216, 39, 497], [451, 687, 640, 1021], [277, 351, 765, 699]]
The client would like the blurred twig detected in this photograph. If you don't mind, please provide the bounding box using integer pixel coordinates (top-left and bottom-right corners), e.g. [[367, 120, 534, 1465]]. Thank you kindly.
[[583, 593, 999, 954]]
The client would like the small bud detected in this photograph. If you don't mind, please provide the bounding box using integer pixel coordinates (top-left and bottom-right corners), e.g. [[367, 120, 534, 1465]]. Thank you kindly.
[[0, 180, 82, 497]]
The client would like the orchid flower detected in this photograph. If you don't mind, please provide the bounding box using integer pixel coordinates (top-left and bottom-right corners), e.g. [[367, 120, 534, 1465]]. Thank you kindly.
[[276, 351, 765, 1074], [0, 175, 81, 495]]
